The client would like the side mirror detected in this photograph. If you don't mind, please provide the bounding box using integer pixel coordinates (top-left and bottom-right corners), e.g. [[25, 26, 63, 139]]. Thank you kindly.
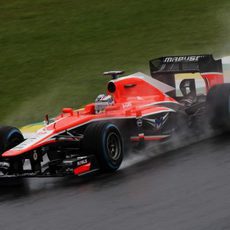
[[45, 114, 50, 125]]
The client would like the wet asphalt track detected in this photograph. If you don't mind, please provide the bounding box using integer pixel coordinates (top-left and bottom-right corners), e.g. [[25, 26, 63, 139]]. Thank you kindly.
[[1, 135, 230, 230]]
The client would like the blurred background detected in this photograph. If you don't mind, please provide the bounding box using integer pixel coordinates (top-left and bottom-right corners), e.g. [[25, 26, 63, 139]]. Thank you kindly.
[[1, 0, 230, 126]]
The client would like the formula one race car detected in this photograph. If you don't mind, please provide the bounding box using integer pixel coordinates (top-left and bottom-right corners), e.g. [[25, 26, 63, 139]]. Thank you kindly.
[[0, 54, 229, 178]]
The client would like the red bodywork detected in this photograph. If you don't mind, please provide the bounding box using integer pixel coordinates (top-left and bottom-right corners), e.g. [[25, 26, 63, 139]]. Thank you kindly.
[[0, 54, 224, 177], [2, 74, 177, 158], [2, 52, 225, 160]]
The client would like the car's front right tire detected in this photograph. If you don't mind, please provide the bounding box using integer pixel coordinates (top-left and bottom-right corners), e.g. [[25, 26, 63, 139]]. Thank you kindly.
[[83, 122, 123, 172]]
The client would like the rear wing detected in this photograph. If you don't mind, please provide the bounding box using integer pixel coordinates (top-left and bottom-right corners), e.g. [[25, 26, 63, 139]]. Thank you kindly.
[[149, 55, 222, 74], [149, 55, 223, 96]]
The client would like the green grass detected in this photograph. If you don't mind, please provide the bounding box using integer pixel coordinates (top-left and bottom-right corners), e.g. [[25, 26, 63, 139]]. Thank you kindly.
[[0, 0, 230, 126]]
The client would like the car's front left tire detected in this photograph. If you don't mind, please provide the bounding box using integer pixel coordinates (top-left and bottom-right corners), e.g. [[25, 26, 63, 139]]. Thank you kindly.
[[0, 126, 24, 155], [0, 126, 24, 174]]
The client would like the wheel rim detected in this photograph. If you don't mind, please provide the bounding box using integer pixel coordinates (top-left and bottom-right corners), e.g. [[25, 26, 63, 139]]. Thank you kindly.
[[106, 132, 121, 161]]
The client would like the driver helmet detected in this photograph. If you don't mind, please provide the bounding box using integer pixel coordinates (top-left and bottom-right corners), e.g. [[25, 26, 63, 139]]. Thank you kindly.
[[95, 94, 114, 114]]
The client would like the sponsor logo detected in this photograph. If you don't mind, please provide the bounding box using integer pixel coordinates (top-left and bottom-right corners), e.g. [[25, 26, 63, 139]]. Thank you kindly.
[[136, 119, 143, 127], [77, 159, 88, 166], [143, 113, 169, 130], [122, 102, 132, 109], [33, 151, 38, 161], [163, 56, 203, 63]]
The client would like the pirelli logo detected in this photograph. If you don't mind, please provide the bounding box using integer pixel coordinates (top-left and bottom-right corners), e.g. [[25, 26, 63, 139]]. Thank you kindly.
[[163, 55, 204, 63]]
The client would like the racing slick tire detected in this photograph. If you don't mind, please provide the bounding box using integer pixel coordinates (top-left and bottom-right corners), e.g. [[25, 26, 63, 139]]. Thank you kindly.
[[0, 126, 24, 155], [207, 83, 230, 131], [83, 122, 123, 172]]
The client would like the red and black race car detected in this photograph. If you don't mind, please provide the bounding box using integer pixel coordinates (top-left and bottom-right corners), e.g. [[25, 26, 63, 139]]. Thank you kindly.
[[0, 54, 229, 178]]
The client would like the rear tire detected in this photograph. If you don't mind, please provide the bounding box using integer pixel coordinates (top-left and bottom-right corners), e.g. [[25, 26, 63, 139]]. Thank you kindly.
[[207, 83, 230, 131], [83, 122, 123, 172]]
